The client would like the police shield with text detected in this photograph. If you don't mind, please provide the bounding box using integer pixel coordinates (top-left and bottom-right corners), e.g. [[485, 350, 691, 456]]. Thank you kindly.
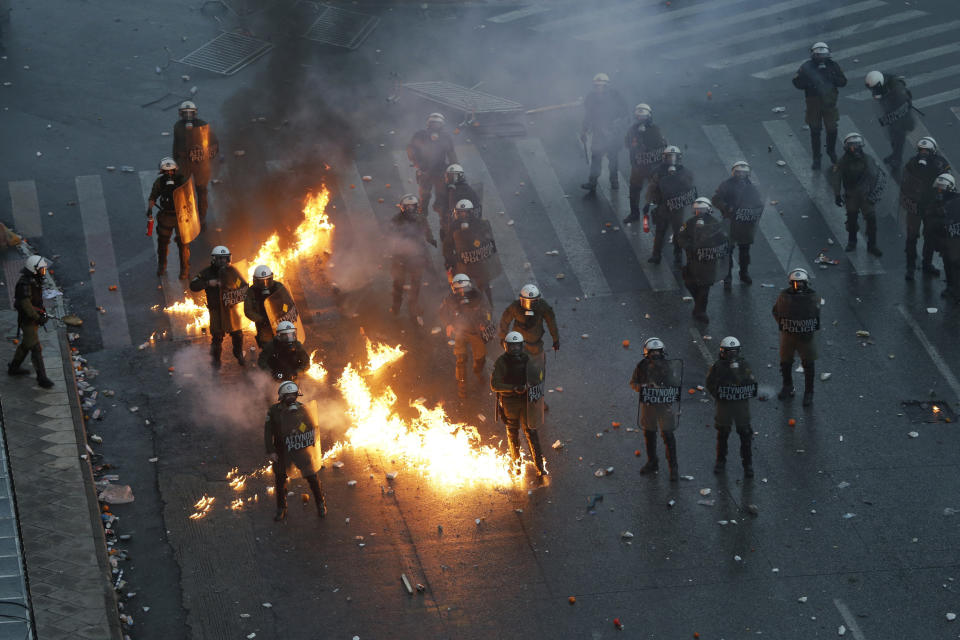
[[442, 164, 480, 266], [773, 268, 820, 406], [6, 255, 54, 388], [644, 146, 697, 265], [491, 332, 547, 479], [712, 161, 763, 288], [934, 174, 960, 303], [622, 103, 667, 225], [676, 197, 728, 324], [189, 246, 248, 369], [264, 381, 326, 521], [244, 265, 295, 348], [450, 199, 501, 304], [172, 101, 219, 230], [792, 42, 847, 169], [257, 321, 309, 381], [147, 157, 192, 279], [901, 138, 950, 280], [705, 337, 757, 478], [630, 338, 683, 481]]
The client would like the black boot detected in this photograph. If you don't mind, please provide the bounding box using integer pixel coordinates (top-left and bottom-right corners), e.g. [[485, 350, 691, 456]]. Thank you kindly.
[[7, 353, 28, 376], [740, 431, 754, 478], [526, 429, 546, 476], [274, 477, 288, 521], [157, 255, 167, 277], [31, 350, 53, 389], [390, 284, 402, 316], [455, 355, 467, 399], [922, 262, 940, 276], [809, 128, 822, 170], [663, 431, 679, 482], [802, 360, 815, 407], [825, 129, 838, 164], [714, 429, 728, 474], [232, 333, 245, 367], [210, 341, 222, 370], [473, 356, 486, 380], [581, 179, 597, 193], [738, 246, 752, 284], [306, 475, 326, 518], [639, 430, 659, 475], [845, 232, 857, 252], [778, 362, 794, 400], [506, 427, 522, 475]]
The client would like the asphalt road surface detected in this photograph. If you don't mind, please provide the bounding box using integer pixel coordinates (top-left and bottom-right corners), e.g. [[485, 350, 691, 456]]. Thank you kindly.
[[2, 0, 960, 638]]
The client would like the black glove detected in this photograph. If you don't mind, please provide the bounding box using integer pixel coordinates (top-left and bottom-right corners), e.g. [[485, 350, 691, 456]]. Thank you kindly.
[[642, 203, 651, 215], [552, 341, 560, 351], [835, 194, 844, 207]]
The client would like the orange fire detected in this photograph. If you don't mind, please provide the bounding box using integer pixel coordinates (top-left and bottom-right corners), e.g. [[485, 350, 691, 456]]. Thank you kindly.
[[188, 495, 215, 520], [306, 349, 327, 381], [364, 337, 405, 374]]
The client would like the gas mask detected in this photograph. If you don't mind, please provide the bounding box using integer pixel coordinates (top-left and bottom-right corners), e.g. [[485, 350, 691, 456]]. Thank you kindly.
[[165, 172, 176, 187], [918, 158, 928, 167], [520, 297, 535, 316], [507, 342, 525, 359], [282, 395, 298, 407]]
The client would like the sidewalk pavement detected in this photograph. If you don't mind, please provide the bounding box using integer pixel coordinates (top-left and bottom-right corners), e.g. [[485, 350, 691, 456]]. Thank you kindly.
[[1, 303, 122, 639]]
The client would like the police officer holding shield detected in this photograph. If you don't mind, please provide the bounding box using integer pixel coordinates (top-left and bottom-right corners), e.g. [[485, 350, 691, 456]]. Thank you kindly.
[[491, 332, 546, 478], [189, 245, 248, 369], [630, 338, 682, 481], [706, 337, 756, 478], [773, 268, 820, 406], [712, 161, 763, 288], [172, 100, 218, 230], [644, 146, 697, 265], [677, 197, 728, 324], [147, 157, 191, 280], [258, 321, 309, 381], [244, 265, 293, 349]]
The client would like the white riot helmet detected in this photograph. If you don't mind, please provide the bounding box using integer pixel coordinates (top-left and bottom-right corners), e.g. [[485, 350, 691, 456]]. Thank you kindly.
[[719, 336, 741, 358], [426, 112, 445, 129], [445, 164, 465, 185], [593, 72, 610, 86], [451, 273, 472, 296], [934, 173, 956, 193], [211, 245, 231, 268], [662, 145, 682, 167], [504, 331, 525, 356], [278, 380, 301, 405], [731, 161, 750, 179], [642, 337, 665, 358], [843, 133, 864, 155], [276, 320, 297, 343], [454, 199, 475, 220], [810, 42, 830, 62], [789, 267, 809, 290], [399, 193, 420, 215], [519, 283, 540, 313], [253, 265, 274, 290], [24, 255, 48, 276], [159, 156, 178, 173], [917, 137, 937, 156], [178, 100, 198, 120], [692, 197, 713, 216], [865, 71, 885, 98], [634, 103, 652, 122]]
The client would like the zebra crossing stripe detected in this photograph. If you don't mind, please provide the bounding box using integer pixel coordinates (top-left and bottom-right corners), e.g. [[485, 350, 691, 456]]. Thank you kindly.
[[845, 43, 960, 79], [487, 5, 551, 24], [596, 174, 681, 292], [753, 18, 956, 79], [701, 124, 814, 277], [8, 181, 42, 239], [914, 88, 960, 110], [848, 63, 960, 101], [763, 120, 884, 275], [665, 0, 885, 60], [338, 163, 381, 232], [575, 0, 751, 42], [531, 0, 664, 33], [628, 0, 823, 53], [76, 175, 132, 349], [515, 138, 612, 298], [455, 144, 537, 295]]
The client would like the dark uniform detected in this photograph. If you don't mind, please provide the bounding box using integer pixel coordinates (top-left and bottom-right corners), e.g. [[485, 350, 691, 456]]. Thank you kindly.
[[872, 73, 915, 172], [451, 215, 501, 304], [712, 175, 763, 285], [490, 349, 546, 475], [938, 191, 960, 302], [441, 289, 494, 397], [581, 87, 628, 190], [792, 58, 847, 166], [830, 148, 885, 253], [706, 354, 757, 476], [498, 298, 559, 368], [6, 268, 53, 387], [189, 264, 248, 368], [390, 210, 436, 317], [676, 212, 728, 323], [442, 180, 480, 267], [407, 129, 457, 217], [258, 338, 309, 381], [624, 121, 666, 221], [630, 357, 681, 480], [172, 119, 219, 228], [264, 400, 325, 518], [772, 284, 820, 403], [148, 173, 191, 278], [243, 280, 292, 349], [645, 163, 697, 264], [901, 153, 950, 277]]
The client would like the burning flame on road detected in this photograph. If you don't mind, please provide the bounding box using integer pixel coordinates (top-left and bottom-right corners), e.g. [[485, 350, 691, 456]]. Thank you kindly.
[[363, 337, 405, 374], [306, 349, 328, 381], [189, 495, 215, 520]]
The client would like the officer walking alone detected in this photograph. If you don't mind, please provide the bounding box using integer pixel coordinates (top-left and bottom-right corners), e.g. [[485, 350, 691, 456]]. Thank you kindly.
[[6, 255, 54, 388], [792, 41, 847, 169], [580, 73, 628, 194], [705, 337, 757, 478]]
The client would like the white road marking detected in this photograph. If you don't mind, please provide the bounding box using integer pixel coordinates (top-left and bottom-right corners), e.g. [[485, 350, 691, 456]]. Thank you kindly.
[[8, 180, 42, 239], [515, 138, 613, 298], [531, 0, 681, 33], [763, 120, 884, 275], [701, 124, 814, 276], [914, 88, 960, 110], [845, 43, 960, 79], [833, 599, 868, 640], [76, 175, 131, 349], [575, 0, 751, 42], [487, 5, 551, 24], [688, 327, 714, 366], [848, 63, 960, 101], [896, 304, 960, 404]]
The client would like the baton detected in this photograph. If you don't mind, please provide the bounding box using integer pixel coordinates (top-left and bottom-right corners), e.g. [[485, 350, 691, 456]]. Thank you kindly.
[[911, 104, 925, 118]]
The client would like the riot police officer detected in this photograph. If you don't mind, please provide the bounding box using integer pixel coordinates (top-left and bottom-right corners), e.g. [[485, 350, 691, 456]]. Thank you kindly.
[[677, 197, 728, 324], [491, 332, 547, 478], [407, 113, 458, 218], [705, 337, 757, 478], [147, 157, 191, 279], [448, 199, 501, 304], [792, 42, 847, 169], [6, 255, 54, 388], [258, 321, 309, 381], [630, 338, 682, 481], [390, 194, 436, 318], [773, 268, 820, 406], [442, 164, 480, 267], [864, 71, 915, 174], [927, 174, 960, 302], [189, 246, 247, 369], [712, 161, 763, 288], [243, 265, 293, 349], [831, 133, 885, 256], [498, 284, 559, 367], [901, 138, 950, 280], [264, 381, 326, 521], [172, 100, 219, 230], [580, 73, 628, 193], [622, 103, 667, 224], [441, 274, 494, 399], [644, 146, 697, 265]]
